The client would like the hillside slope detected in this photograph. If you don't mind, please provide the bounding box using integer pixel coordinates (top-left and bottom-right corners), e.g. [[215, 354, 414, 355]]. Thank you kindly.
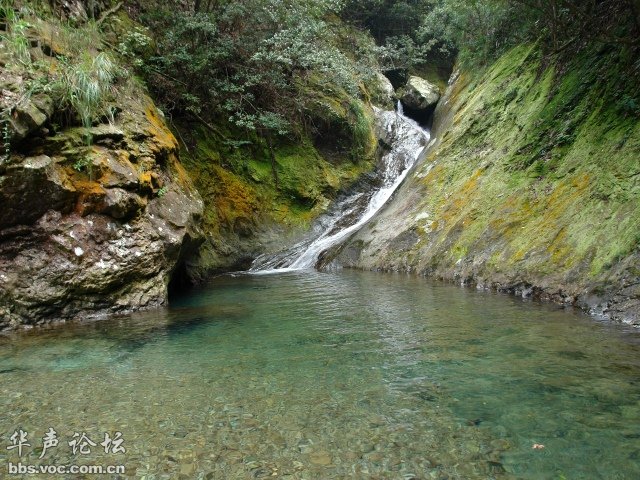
[[329, 44, 640, 325]]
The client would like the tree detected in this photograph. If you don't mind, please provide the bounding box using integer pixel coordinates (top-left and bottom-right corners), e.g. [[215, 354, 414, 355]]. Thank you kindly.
[[140, 0, 365, 141]]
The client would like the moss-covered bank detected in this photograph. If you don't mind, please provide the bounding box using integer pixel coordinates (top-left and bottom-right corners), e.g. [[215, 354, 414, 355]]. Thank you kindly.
[[330, 43, 640, 325], [0, 0, 382, 316], [176, 106, 377, 280]]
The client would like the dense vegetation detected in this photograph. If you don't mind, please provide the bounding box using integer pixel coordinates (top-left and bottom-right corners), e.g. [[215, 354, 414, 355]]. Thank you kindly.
[[127, 0, 640, 142], [2, 0, 637, 150], [342, 0, 640, 68], [0, 0, 121, 139], [4, 0, 631, 148], [133, 0, 378, 146]]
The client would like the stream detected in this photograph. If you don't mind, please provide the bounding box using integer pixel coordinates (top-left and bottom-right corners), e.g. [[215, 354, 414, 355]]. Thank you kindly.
[[251, 103, 430, 272], [0, 271, 638, 478]]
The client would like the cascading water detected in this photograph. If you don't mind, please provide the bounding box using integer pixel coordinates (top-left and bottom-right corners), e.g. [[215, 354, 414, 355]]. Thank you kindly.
[[251, 102, 431, 272]]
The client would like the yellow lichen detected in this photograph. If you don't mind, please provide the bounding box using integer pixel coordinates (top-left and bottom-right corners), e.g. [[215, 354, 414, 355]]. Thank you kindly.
[[144, 103, 178, 152]]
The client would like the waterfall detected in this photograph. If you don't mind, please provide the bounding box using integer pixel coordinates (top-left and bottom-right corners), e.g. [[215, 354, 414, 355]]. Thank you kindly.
[[251, 103, 430, 273]]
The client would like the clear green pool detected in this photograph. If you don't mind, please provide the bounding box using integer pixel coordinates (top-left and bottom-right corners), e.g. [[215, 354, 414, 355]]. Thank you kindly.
[[1, 270, 638, 479]]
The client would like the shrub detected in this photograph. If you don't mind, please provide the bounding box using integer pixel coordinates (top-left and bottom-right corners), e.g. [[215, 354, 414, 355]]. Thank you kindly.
[[140, 0, 371, 141]]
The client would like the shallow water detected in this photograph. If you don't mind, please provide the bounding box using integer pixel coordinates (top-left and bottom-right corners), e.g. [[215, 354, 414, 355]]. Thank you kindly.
[[0, 270, 639, 479]]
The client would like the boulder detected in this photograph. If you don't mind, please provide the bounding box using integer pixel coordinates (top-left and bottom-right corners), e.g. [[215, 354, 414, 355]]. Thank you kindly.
[[369, 73, 395, 109], [0, 155, 77, 229], [7, 94, 54, 143], [99, 188, 146, 220], [399, 76, 441, 111]]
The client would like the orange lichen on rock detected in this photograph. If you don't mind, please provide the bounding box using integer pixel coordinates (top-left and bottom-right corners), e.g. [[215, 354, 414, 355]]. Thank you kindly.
[[144, 103, 178, 153], [73, 180, 107, 216], [212, 165, 259, 230]]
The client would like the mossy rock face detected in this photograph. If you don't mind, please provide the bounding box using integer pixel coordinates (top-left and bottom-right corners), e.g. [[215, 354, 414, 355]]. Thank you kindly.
[[332, 43, 640, 325], [6, 94, 54, 143], [178, 108, 377, 277], [366, 73, 395, 110], [296, 74, 377, 163]]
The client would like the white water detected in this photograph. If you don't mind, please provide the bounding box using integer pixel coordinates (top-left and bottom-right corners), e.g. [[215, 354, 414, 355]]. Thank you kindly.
[[251, 103, 430, 273]]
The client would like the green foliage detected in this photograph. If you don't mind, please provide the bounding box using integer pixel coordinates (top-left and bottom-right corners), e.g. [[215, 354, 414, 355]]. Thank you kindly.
[[0, 2, 122, 144], [417, 0, 529, 66], [139, 0, 373, 142], [116, 27, 153, 67], [73, 155, 93, 180], [373, 34, 433, 71], [341, 0, 428, 42], [56, 52, 118, 135], [0, 0, 32, 66], [350, 0, 639, 72], [341, 0, 447, 72], [438, 0, 639, 65]]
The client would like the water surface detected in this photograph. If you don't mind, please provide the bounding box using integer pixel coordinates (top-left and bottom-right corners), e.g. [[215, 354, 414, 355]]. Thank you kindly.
[[1, 271, 639, 479]]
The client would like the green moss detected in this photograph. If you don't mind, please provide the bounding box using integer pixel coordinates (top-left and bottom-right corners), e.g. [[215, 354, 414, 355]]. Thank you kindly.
[[396, 42, 639, 286], [411, 62, 452, 93], [180, 117, 375, 262], [295, 72, 377, 162]]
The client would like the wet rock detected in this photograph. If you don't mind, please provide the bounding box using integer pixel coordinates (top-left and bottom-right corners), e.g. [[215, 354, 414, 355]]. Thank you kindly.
[[399, 76, 440, 111], [297, 438, 313, 454], [360, 443, 375, 453], [370, 73, 395, 109], [88, 125, 126, 144], [0, 306, 21, 331], [309, 451, 332, 465], [389, 229, 420, 252], [365, 451, 384, 463]]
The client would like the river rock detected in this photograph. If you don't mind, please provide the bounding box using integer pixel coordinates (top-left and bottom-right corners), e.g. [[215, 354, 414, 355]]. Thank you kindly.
[[399, 76, 441, 111], [309, 451, 332, 465], [370, 72, 396, 109]]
